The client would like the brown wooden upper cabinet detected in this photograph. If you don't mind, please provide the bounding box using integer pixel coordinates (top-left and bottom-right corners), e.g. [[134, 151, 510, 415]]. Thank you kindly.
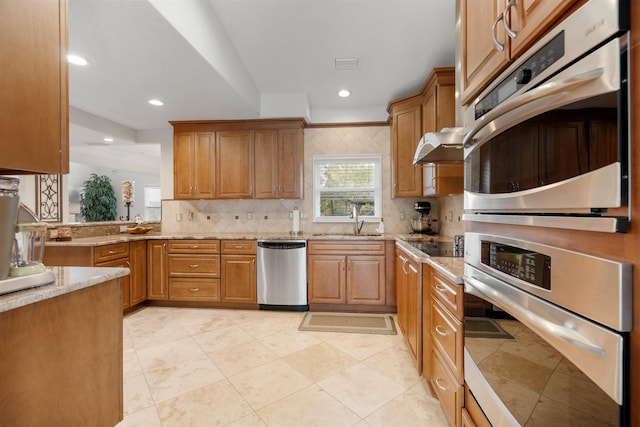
[[388, 67, 461, 198], [1, 0, 69, 174], [171, 118, 305, 200], [460, 0, 579, 105]]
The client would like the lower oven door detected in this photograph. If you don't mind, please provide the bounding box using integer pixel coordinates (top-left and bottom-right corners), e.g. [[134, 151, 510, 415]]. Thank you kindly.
[[463, 265, 627, 426]]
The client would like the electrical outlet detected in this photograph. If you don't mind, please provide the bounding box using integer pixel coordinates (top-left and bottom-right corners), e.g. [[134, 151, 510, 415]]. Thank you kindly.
[[176, 213, 182, 222], [49, 229, 58, 239], [247, 212, 253, 220], [119, 225, 128, 232]]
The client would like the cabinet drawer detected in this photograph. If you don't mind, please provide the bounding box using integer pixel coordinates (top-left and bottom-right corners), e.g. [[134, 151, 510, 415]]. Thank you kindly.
[[94, 243, 129, 263], [308, 240, 385, 255], [431, 349, 462, 427], [168, 239, 220, 254], [431, 296, 463, 382], [169, 278, 220, 301], [169, 255, 220, 277], [431, 269, 463, 319], [221, 240, 256, 254]]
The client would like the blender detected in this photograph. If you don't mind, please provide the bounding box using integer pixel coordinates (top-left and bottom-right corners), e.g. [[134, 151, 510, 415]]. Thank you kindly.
[[0, 177, 55, 295], [410, 201, 438, 235]]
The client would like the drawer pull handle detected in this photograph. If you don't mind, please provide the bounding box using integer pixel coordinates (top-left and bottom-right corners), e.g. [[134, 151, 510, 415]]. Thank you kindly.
[[435, 377, 447, 392], [189, 288, 200, 292], [189, 264, 199, 268], [189, 245, 199, 249], [108, 250, 116, 255], [435, 325, 448, 337], [234, 245, 243, 249]]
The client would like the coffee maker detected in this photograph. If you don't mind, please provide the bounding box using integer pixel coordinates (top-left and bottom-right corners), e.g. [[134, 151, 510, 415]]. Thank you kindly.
[[0, 177, 54, 295], [410, 201, 438, 235]]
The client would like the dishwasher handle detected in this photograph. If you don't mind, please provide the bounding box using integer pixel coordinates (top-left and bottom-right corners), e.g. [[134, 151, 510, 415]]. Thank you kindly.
[[257, 241, 306, 250]]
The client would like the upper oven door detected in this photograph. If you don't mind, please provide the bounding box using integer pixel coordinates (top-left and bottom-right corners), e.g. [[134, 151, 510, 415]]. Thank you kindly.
[[463, 36, 627, 215]]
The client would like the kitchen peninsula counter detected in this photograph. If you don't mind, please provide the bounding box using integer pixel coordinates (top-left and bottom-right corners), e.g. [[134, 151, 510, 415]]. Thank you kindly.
[[0, 266, 126, 426]]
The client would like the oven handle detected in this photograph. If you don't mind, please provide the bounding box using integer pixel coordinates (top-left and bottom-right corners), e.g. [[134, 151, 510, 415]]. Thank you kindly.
[[464, 274, 606, 358], [463, 68, 604, 149]]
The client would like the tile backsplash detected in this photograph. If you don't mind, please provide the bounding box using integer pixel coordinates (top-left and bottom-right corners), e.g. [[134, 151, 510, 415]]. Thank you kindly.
[[161, 126, 464, 237]]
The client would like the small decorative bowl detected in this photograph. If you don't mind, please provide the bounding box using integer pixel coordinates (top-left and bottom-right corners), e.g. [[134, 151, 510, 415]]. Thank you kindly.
[[126, 225, 153, 234]]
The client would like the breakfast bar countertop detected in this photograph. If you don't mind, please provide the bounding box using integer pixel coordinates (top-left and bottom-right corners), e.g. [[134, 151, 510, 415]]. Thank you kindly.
[[0, 266, 130, 313]]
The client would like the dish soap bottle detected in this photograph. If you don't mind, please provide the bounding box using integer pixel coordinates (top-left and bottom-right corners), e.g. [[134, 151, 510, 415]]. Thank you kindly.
[[377, 218, 385, 234]]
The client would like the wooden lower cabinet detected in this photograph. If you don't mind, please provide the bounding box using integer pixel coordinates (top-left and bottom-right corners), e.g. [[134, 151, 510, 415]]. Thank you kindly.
[[395, 244, 421, 371], [45, 241, 145, 311], [463, 383, 492, 427], [432, 349, 463, 427], [129, 240, 148, 305], [168, 240, 221, 302], [220, 240, 257, 304], [147, 240, 168, 300], [0, 279, 123, 426], [307, 240, 390, 311], [427, 268, 465, 427]]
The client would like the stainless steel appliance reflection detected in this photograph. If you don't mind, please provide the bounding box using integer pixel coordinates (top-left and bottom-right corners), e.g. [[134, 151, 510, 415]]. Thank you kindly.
[[462, 0, 630, 233], [463, 232, 631, 426]]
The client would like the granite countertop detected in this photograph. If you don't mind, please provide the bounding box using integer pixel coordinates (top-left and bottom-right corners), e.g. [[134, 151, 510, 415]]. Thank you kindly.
[[394, 237, 464, 284], [0, 266, 130, 313], [45, 231, 398, 246]]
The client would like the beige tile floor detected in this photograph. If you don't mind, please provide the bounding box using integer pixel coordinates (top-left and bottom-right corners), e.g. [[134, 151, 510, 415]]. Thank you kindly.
[[118, 306, 448, 427]]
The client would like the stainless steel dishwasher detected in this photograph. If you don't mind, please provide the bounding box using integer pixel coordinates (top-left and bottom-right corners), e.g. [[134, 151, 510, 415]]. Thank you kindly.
[[257, 240, 308, 311]]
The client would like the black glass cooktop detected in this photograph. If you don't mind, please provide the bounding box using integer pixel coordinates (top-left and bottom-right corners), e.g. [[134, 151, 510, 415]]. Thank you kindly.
[[406, 240, 462, 257]]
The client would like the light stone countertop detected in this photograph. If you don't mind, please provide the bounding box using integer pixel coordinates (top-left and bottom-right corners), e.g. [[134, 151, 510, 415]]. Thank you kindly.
[[0, 266, 130, 313], [394, 237, 464, 284]]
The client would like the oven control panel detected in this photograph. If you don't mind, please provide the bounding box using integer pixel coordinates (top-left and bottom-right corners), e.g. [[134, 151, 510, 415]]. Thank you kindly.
[[481, 241, 551, 290]]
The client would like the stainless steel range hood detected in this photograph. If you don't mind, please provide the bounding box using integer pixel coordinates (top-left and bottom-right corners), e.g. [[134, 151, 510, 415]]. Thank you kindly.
[[413, 127, 465, 164]]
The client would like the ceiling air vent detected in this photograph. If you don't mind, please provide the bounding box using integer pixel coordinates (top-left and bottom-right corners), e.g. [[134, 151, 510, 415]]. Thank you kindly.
[[334, 57, 360, 70]]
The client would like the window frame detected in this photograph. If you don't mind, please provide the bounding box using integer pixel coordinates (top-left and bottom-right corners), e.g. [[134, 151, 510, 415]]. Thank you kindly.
[[312, 154, 383, 223]]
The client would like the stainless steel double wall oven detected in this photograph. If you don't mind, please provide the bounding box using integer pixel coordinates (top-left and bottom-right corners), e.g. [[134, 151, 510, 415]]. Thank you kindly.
[[460, 0, 632, 425]]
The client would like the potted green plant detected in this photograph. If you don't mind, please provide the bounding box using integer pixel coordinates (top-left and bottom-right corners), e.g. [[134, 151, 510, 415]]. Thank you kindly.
[[80, 173, 117, 222]]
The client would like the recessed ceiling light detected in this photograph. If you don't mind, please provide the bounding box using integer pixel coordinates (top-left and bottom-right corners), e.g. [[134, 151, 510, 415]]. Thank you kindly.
[[103, 137, 114, 143], [338, 89, 351, 98], [148, 99, 164, 106], [67, 54, 88, 66]]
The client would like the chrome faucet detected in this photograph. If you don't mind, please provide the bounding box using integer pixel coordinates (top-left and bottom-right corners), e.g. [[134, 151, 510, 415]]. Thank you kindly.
[[350, 205, 365, 235]]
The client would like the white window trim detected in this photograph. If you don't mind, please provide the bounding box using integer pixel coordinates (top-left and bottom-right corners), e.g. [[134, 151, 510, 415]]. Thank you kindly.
[[312, 154, 382, 223]]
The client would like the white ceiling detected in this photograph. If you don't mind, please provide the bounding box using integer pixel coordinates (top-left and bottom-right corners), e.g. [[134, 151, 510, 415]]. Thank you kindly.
[[67, 0, 456, 172]]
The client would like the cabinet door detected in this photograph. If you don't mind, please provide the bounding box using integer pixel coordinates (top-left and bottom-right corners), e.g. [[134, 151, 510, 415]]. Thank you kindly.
[[509, 0, 578, 58], [221, 255, 256, 303], [1, 0, 68, 174], [460, 0, 511, 105], [391, 99, 423, 198], [277, 128, 303, 199], [308, 255, 346, 304], [405, 257, 421, 368], [395, 252, 408, 334], [346, 256, 385, 305], [96, 257, 130, 310], [129, 240, 147, 306], [254, 129, 278, 199], [147, 240, 168, 300], [194, 132, 216, 198], [173, 132, 196, 199], [216, 130, 254, 199], [422, 264, 433, 381], [424, 164, 464, 196]]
